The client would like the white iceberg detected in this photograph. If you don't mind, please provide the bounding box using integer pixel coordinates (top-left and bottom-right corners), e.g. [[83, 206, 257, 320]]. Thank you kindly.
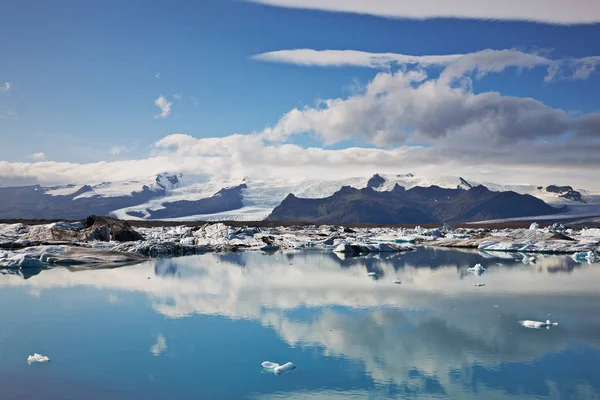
[[261, 361, 296, 375], [520, 319, 558, 329], [0, 254, 44, 269], [27, 353, 50, 364], [467, 263, 485, 274]]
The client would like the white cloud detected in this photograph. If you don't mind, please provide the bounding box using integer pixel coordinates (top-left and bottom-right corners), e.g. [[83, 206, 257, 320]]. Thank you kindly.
[[150, 334, 167, 356], [109, 146, 128, 156], [246, 0, 600, 25], [28, 152, 46, 161], [154, 95, 172, 119], [155, 72, 161, 79], [253, 49, 462, 69], [0, 111, 17, 119], [1, 49, 600, 191], [0, 82, 10, 93], [260, 68, 573, 146], [253, 48, 597, 82]]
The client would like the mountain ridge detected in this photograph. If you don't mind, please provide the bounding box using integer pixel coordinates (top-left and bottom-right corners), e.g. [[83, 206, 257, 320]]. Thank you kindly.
[[0, 172, 593, 222]]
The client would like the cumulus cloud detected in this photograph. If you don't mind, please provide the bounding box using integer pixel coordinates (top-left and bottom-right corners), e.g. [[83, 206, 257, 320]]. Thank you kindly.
[[260, 68, 583, 146], [154, 95, 172, 119], [1, 48, 600, 190], [0, 82, 10, 93], [28, 152, 46, 161], [246, 0, 600, 25]]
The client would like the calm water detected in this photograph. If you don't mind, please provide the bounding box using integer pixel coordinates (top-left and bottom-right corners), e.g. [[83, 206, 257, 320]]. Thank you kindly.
[[1, 248, 599, 400]]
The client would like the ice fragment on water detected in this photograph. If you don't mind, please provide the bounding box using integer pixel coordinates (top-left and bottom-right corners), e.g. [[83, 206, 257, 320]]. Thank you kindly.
[[27, 353, 50, 364], [520, 319, 558, 329]]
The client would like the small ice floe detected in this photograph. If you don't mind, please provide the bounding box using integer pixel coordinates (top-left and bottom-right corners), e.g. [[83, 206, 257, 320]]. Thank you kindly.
[[366, 272, 378, 277], [520, 319, 558, 329], [392, 280, 402, 284], [529, 222, 540, 230], [467, 263, 486, 275], [261, 361, 296, 375], [27, 353, 50, 364], [473, 283, 486, 287]]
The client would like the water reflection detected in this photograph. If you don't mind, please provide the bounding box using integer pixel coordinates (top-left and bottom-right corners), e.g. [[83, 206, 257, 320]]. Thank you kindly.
[[1, 248, 599, 399]]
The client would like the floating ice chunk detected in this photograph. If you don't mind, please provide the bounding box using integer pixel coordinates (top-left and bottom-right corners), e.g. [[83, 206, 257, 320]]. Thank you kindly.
[[520, 319, 558, 329], [473, 283, 486, 287], [261, 361, 280, 369], [274, 362, 296, 375], [443, 223, 456, 231], [180, 236, 195, 246], [467, 263, 485, 274], [27, 353, 50, 364], [529, 222, 539, 230], [1, 254, 44, 269], [46, 221, 84, 230], [366, 272, 378, 277], [262, 361, 296, 375]]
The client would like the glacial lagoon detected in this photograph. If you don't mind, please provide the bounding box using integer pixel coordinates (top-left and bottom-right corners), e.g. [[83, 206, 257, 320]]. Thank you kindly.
[[1, 248, 599, 399]]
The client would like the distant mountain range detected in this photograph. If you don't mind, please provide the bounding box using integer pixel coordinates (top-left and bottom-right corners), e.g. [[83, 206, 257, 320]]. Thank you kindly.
[[266, 181, 562, 224], [0, 172, 594, 223]]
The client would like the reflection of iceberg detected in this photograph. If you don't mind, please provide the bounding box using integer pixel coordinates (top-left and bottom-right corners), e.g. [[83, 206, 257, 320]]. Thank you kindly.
[[572, 251, 597, 264]]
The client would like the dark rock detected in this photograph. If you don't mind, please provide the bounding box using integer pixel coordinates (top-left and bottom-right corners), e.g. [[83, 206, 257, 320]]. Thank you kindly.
[[366, 174, 386, 189], [545, 185, 584, 202], [84, 216, 144, 242]]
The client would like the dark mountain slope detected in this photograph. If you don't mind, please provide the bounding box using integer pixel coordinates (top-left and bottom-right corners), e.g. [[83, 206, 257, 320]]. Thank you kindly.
[[267, 184, 563, 224]]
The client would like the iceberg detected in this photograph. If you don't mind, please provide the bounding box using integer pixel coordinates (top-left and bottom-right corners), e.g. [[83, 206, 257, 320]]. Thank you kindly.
[[261, 361, 296, 375], [0, 254, 44, 269], [27, 353, 50, 364], [467, 263, 485, 274], [520, 319, 558, 329]]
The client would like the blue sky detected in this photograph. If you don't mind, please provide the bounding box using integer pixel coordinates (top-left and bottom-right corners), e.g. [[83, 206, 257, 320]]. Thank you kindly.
[[1, 0, 600, 187]]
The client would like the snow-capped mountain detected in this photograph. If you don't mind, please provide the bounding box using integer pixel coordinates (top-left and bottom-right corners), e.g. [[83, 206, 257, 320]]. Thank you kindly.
[[0, 172, 598, 222]]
